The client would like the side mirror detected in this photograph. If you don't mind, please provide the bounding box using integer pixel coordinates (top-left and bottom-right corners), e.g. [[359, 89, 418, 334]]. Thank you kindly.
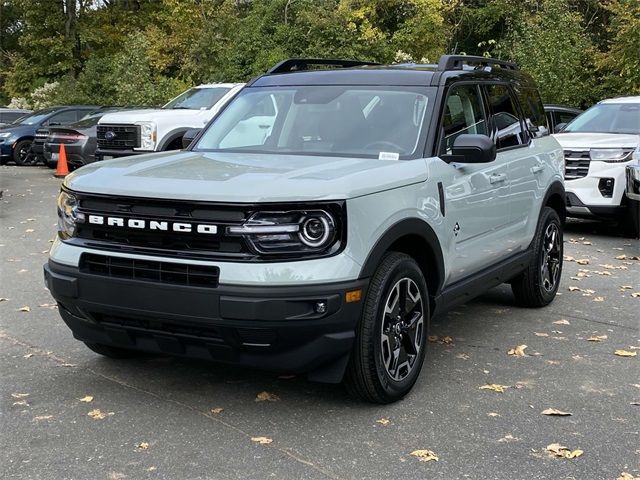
[[443, 134, 496, 164], [555, 122, 567, 133], [182, 128, 201, 149]]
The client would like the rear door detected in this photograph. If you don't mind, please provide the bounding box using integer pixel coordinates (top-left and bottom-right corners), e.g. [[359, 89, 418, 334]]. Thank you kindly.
[[429, 82, 513, 284]]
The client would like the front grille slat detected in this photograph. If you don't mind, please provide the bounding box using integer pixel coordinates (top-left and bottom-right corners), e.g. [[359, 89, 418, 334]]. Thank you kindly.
[[564, 149, 590, 180], [97, 124, 140, 150], [80, 253, 220, 288]]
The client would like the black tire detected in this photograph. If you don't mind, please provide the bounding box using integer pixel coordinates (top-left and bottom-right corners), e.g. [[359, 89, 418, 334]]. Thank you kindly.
[[344, 252, 429, 404], [511, 207, 563, 307], [45, 159, 57, 169], [84, 342, 138, 359], [13, 140, 35, 166], [622, 200, 640, 239]]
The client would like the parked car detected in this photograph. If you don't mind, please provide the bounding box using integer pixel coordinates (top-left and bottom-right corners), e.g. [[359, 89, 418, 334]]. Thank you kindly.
[[625, 147, 640, 239], [543, 104, 583, 133], [45, 56, 565, 404], [0, 108, 31, 128], [95, 83, 244, 161], [553, 96, 640, 237], [0, 106, 99, 166], [42, 107, 136, 170]]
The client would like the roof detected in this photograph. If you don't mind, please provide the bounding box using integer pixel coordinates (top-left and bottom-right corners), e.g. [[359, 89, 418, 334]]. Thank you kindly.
[[544, 104, 583, 113], [195, 83, 245, 89], [599, 96, 640, 104], [0, 108, 30, 112]]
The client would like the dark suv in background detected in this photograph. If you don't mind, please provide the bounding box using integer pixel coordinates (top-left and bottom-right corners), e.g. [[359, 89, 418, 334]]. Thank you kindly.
[[0, 105, 98, 166]]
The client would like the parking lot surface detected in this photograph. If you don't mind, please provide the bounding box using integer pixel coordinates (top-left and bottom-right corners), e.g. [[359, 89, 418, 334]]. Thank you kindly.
[[1, 166, 638, 480]]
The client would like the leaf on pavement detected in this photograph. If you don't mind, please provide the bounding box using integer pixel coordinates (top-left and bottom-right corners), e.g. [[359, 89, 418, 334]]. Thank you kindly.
[[541, 408, 572, 416], [480, 384, 509, 393], [251, 436, 273, 445], [79, 395, 93, 403], [210, 407, 224, 414], [587, 335, 607, 342], [25, 228, 34, 233], [11, 393, 29, 399], [498, 434, 519, 443], [615, 254, 627, 260], [12, 400, 29, 406], [534, 332, 549, 337], [507, 345, 528, 357], [593, 296, 605, 302], [545, 443, 583, 459], [0, 297, 8, 302], [18, 306, 30, 312], [255, 391, 280, 402], [376, 418, 390, 426], [87, 409, 113, 420], [32, 415, 53, 421], [38, 303, 57, 309], [619, 286, 633, 290], [487, 412, 501, 417], [576, 259, 590, 265], [136, 442, 150, 450], [553, 319, 570, 325], [631, 293, 640, 298], [410, 449, 439, 462], [615, 350, 637, 357], [563, 256, 575, 262], [617, 473, 640, 480]]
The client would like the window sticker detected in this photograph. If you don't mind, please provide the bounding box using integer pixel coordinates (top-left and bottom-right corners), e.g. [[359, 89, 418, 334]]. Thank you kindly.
[[378, 151, 400, 161]]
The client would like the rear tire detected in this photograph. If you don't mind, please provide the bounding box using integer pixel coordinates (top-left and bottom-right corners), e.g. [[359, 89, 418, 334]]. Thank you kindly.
[[511, 207, 563, 307], [344, 252, 428, 404], [84, 342, 138, 359]]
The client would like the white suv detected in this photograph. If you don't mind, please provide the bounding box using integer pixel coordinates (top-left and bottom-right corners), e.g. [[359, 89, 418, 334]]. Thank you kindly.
[[95, 83, 244, 160], [553, 96, 640, 237]]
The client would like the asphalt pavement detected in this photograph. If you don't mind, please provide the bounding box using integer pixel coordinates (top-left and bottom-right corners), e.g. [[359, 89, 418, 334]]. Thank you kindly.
[[1, 165, 638, 480]]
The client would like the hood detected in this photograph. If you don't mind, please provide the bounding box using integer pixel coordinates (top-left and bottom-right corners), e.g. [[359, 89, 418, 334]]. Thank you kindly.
[[553, 132, 639, 149], [99, 108, 211, 124], [64, 151, 428, 202], [0, 124, 30, 134]]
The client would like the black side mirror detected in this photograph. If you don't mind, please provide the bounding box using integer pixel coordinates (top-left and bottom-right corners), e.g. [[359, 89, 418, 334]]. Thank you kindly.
[[442, 134, 496, 164], [555, 122, 567, 133], [182, 128, 201, 149]]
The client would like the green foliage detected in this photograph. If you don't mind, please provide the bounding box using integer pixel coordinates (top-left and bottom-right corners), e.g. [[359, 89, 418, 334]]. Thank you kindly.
[[0, 0, 637, 108]]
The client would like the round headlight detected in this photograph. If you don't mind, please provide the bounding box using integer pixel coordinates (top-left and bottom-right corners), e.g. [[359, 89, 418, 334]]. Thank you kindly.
[[299, 213, 333, 247], [57, 190, 83, 239]]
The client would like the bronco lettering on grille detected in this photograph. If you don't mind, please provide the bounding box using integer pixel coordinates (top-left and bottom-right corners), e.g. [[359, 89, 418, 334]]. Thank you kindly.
[[87, 215, 217, 234]]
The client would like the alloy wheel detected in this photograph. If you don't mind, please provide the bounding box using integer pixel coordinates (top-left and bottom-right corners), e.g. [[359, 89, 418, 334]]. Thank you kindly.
[[540, 223, 561, 292]]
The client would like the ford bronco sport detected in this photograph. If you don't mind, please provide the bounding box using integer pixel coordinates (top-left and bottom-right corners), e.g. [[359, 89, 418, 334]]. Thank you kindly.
[[44, 56, 565, 403]]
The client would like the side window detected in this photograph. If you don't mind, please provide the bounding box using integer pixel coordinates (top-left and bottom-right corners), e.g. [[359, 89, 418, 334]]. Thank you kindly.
[[485, 84, 526, 149], [557, 111, 578, 125], [439, 84, 487, 155], [513, 86, 548, 137], [45, 110, 77, 126]]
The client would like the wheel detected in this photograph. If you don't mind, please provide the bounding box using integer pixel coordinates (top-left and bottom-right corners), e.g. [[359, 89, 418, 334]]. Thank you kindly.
[[13, 140, 35, 166], [622, 200, 639, 239], [344, 252, 429, 404], [511, 207, 563, 307], [84, 342, 138, 359]]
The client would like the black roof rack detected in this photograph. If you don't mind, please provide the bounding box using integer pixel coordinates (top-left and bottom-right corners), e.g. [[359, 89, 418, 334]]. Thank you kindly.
[[267, 58, 380, 74], [437, 55, 518, 71]]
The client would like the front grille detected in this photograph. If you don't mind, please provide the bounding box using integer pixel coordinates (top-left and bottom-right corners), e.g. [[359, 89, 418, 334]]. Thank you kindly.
[[564, 150, 590, 180], [97, 124, 140, 150], [80, 253, 220, 288]]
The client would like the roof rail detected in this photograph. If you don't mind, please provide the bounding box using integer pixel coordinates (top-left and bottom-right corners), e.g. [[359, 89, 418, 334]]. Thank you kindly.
[[437, 55, 518, 71], [267, 58, 380, 74]]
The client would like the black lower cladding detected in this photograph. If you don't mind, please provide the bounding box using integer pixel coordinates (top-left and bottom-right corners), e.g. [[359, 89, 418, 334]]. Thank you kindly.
[[44, 259, 366, 381]]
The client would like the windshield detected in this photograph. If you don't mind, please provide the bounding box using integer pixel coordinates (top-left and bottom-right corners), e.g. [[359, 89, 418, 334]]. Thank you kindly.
[[564, 103, 640, 134], [163, 87, 231, 110], [12, 108, 57, 125], [71, 110, 119, 128], [194, 86, 430, 159]]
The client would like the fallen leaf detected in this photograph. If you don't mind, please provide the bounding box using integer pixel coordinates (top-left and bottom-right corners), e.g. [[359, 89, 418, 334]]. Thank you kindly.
[[11, 393, 29, 399], [441, 336, 454, 344], [487, 412, 501, 417], [507, 345, 528, 357], [87, 409, 113, 420], [576, 259, 590, 265], [498, 434, 519, 443], [25, 228, 34, 233], [210, 407, 224, 414], [620, 286, 633, 290], [615, 254, 627, 260], [410, 449, 439, 462], [136, 442, 150, 450], [564, 256, 575, 262], [553, 319, 570, 325], [427, 335, 439, 342], [545, 443, 583, 459], [632, 293, 640, 298], [17, 269, 27, 273], [79, 395, 93, 403], [546, 360, 561, 365], [32, 415, 53, 421], [38, 303, 57, 309], [541, 408, 572, 416], [18, 306, 30, 312], [480, 384, 509, 393], [12, 400, 29, 406], [456, 353, 470, 360], [23, 353, 33, 358], [0, 297, 8, 302], [618, 473, 640, 480], [593, 296, 605, 302], [376, 418, 390, 426], [587, 335, 607, 342], [534, 332, 549, 337], [255, 391, 280, 402], [582, 241, 592, 245], [615, 350, 637, 357], [594, 271, 612, 276], [251, 436, 273, 445]]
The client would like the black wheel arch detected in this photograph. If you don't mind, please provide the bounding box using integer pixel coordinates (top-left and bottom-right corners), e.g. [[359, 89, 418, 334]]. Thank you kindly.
[[158, 129, 189, 151], [359, 218, 445, 311], [542, 180, 566, 224]]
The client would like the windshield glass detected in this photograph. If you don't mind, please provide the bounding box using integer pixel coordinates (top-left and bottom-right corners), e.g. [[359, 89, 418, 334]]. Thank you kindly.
[[12, 108, 57, 125], [564, 103, 640, 134], [194, 86, 430, 159], [164, 87, 231, 110]]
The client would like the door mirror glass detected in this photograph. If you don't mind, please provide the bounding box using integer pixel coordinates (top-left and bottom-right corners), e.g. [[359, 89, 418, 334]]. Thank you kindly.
[[182, 128, 201, 149], [442, 134, 496, 164]]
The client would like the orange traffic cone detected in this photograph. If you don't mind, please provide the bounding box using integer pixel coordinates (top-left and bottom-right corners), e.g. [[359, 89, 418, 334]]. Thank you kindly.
[[54, 143, 69, 178]]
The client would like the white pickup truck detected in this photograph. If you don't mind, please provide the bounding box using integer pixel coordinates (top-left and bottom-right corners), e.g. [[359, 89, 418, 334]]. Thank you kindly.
[[95, 83, 244, 160]]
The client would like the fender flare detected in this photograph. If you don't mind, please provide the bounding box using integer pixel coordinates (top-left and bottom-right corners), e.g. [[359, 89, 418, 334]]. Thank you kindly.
[[158, 128, 189, 151], [358, 217, 445, 295], [541, 180, 566, 222]]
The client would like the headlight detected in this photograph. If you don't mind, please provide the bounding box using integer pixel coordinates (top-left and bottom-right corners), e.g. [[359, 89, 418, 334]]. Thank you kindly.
[[57, 190, 84, 239], [227, 209, 342, 257], [136, 122, 157, 151], [589, 148, 633, 162]]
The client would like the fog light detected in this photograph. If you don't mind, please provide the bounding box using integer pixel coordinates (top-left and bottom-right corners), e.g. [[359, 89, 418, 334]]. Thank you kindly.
[[315, 301, 327, 314], [598, 178, 614, 198]]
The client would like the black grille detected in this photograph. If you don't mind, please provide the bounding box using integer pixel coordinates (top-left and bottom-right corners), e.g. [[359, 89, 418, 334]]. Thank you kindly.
[[80, 253, 220, 288], [564, 150, 590, 180], [97, 124, 140, 150]]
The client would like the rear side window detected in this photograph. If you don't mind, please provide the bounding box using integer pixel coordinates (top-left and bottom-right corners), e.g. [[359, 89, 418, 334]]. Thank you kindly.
[[513, 87, 548, 137], [484, 84, 526, 149], [439, 84, 488, 155]]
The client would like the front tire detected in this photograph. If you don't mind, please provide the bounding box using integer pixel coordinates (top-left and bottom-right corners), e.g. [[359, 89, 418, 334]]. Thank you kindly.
[[511, 207, 563, 307], [344, 252, 429, 404], [13, 140, 34, 166]]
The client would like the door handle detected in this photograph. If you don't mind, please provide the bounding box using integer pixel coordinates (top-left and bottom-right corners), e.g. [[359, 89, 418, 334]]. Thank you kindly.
[[531, 163, 545, 174], [489, 173, 507, 184]]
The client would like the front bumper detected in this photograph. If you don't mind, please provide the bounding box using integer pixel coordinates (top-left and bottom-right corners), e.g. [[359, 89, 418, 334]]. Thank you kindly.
[[95, 148, 148, 161], [0, 141, 14, 159], [44, 260, 367, 382]]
